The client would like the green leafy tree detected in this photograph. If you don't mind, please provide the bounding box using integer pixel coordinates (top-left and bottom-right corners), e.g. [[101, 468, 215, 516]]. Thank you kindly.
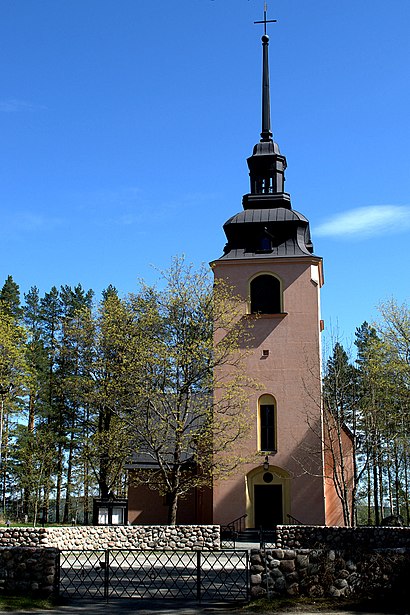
[[8, 423, 55, 524], [84, 288, 133, 501], [376, 300, 410, 523], [354, 308, 410, 526], [0, 307, 28, 518], [115, 258, 256, 524]]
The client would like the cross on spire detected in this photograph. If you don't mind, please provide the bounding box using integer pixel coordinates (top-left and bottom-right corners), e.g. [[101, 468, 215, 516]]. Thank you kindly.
[[254, 2, 277, 36]]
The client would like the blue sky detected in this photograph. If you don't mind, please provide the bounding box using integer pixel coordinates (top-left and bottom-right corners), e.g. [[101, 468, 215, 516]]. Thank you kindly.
[[1, 0, 409, 347]]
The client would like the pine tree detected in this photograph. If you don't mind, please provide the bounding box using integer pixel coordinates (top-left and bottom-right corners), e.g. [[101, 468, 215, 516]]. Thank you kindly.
[[57, 284, 94, 523], [39, 287, 62, 522], [355, 322, 385, 525], [20, 287, 49, 518], [0, 275, 22, 320]]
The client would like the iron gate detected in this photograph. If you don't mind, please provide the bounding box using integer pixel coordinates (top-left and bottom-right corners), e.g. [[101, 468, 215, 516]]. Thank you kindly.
[[58, 549, 249, 602]]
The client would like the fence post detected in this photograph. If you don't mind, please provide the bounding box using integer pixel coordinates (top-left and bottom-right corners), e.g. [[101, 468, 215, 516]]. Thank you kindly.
[[196, 551, 201, 603], [55, 550, 61, 599], [263, 549, 270, 599], [246, 550, 250, 602], [259, 527, 264, 549], [104, 550, 109, 601]]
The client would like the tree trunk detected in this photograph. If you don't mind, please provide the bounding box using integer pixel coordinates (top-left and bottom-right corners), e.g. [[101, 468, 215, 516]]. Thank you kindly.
[[43, 482, 50, 524], [63, 425, 75, 523], [167, 491, 179, 525], [28, 394, 35, 433], [55, 442, 63, 523], [394, 441, 400, 516], [83, 405, 90, 525], [366, 458, 372, 525], [373, 448, 380, 525], [404, 442, 410, 525], [1, 413, 9, 518], [387, 450, 393, 517], [98, 406, 113, 500], [83, 458, 89, 525]]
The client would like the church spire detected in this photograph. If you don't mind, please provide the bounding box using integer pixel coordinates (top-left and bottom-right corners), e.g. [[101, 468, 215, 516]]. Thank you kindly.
[[260, 32, 272, 142], [218, 3, 315, 259], [243, 5, 290, 210], [254, 4, 276, 142]]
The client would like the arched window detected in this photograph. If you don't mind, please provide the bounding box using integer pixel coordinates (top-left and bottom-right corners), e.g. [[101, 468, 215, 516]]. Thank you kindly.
[[250, 274, 281, 314], [258, 394, 276, 452]]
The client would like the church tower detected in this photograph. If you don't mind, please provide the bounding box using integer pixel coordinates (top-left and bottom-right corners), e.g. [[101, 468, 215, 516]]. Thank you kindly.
[[211, 10, 327, 528]]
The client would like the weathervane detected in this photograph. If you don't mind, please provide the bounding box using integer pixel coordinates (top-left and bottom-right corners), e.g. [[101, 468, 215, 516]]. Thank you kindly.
[[254, 2, 277, 36]]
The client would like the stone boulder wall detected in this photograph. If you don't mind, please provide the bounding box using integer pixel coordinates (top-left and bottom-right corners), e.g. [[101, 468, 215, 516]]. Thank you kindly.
[[250, 547, 410, 601], [274, 525, 410, 550], [0, 547, 58, 597], [0, 525, 220, 550], [0, 527, 48, 548]]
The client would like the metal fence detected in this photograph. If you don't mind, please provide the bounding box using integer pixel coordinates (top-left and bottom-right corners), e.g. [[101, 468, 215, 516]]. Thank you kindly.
[[221, 528, 277, 549], [58, 549, 249, 602]]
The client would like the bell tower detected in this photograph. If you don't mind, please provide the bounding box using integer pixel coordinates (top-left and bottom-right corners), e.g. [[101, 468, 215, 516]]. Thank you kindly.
[[211, 6, 328, 528]]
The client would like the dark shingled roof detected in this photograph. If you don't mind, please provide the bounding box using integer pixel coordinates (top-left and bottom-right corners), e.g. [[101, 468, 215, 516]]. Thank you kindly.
[[224, 208, 309, 226], [220, 207, 314, 259], [216, 15, 318, 263]]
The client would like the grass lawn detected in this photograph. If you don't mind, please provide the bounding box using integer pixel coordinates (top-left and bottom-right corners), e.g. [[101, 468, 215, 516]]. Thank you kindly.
[[0, 595, 55, 612], [0, 595, 407, 613]]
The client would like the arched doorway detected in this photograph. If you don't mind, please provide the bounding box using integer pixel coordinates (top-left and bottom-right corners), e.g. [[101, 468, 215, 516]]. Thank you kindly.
[[246, 465, 290, 529]]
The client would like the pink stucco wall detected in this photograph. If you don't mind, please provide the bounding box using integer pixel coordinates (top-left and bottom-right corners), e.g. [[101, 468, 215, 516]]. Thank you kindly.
[[212, 256, 326, 527]]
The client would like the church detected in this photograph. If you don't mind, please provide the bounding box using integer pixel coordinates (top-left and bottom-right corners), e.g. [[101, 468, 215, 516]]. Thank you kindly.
[[127, 13, 353, 529]]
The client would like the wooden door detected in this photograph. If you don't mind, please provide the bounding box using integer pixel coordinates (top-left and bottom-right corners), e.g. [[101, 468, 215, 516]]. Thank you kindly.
[[254, 484, 283, 528]]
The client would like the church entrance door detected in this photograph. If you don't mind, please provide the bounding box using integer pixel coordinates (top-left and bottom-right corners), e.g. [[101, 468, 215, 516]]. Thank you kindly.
[[254, 485, 283, 528]]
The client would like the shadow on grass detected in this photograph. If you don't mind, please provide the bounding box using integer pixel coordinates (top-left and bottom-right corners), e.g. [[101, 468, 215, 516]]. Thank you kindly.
[[243, 596, 409, 614]]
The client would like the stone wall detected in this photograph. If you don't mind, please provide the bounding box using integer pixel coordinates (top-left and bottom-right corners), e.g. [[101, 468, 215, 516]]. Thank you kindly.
[[250, 547, 410, 601], [273, 525, 410, 550], [0, 547, 58, 597], [0, 525, 220, 550]]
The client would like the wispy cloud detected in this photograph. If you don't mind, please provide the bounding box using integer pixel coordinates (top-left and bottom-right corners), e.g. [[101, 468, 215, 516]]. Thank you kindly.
[[0, 212, 63, 236], [74, 187, 221, 228], [0, 98, 46, 113], [72, 187, 145, 227], [315, 205, 410, 239]]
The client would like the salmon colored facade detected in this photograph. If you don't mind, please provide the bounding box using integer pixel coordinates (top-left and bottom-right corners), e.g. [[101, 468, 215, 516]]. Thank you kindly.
[[128, 483, 212, 525], [211, 258, 327, 528], [324, 414, 355, 526]]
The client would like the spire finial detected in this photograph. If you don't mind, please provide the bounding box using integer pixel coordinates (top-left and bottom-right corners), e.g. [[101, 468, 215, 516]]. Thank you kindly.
[[254, 3, 277, 36], [254, 3, 277, 142]]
